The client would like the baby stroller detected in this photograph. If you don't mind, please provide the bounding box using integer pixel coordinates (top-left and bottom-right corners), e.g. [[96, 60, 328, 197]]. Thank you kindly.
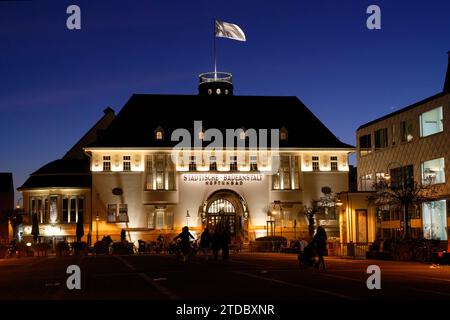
[[298, 242, 317, 269]]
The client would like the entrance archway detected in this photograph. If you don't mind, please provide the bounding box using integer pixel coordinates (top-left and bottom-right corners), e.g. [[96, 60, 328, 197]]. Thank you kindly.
[[200, 190, 249, 239]]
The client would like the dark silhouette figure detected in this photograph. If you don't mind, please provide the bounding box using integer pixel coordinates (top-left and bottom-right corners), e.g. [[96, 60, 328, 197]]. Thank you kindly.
[[221, 227, 231, 261], [200, 228, 211, 261], [174, 226, 195, 261], [313, 226, 328, 271], [211, 227, 222, 261]]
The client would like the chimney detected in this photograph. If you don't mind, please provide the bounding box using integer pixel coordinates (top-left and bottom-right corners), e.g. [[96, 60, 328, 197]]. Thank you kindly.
[[444, 51, 450, 93]]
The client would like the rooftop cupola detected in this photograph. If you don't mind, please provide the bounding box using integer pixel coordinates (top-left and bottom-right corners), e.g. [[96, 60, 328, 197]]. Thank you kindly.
[[198, 72, 233, 96], [444, 51, 450, 93]]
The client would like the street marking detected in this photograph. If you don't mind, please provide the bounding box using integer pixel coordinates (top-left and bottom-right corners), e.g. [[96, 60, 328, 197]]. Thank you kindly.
[[233, 270, 355, 300], [114, 256, 180, 300]]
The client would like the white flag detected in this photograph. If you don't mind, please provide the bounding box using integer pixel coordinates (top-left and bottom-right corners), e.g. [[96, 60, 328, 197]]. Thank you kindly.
[[215, 20, 246, 42]]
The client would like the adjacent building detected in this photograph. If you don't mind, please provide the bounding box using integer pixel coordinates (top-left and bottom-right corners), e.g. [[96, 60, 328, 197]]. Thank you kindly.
[[0, 173, 14, 243], [341, 52, 450, 244]]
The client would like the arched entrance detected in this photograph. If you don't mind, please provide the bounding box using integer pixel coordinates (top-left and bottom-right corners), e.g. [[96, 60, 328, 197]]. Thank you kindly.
[[200, 190, 249, 239]]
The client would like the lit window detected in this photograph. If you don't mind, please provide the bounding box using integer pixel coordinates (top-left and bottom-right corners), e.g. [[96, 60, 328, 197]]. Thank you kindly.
[[250, 155, 258, 171], [123, 156, 131, 171], [107, 204, 128, 223], [423, 200, 447, 240], [330, 156, 338, 171], [210, 156, 217, 171], [208, 89, 212, 95], [62, 196, 83, 223], [118, 204, 128, 222], [422, 158, 445, 184], [312, 156, 320, 171], [145, 154, 175, 190], [216, 88, 221, 95], [230, 156, 238, 171], [103, 156, 111, 171], [280, 127, 288, 140], [420, 107, 443, 137], [400, 120, 413, 142], [189, 155, 197, 171]]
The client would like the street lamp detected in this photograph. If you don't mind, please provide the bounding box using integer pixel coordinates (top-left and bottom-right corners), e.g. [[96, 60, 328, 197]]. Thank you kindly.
[[95, 214, 99, 242], [273, 201, 283, 237]]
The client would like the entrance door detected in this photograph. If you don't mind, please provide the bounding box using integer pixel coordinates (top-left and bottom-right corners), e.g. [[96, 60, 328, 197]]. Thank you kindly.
[[356, 209, 368, 243], [207, 199, 237, 234]]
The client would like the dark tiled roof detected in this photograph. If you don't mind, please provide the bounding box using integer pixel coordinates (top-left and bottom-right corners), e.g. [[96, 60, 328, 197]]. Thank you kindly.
[[0, 173, 13, 193], [18, 159, 90, 191], [87, 94, 354, 149], [17, 175, 91, 190], [358, 91, 448, 130]]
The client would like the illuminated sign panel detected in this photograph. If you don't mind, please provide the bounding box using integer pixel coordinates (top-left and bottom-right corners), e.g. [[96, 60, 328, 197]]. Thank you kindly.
[[183, 174, 263, 186]]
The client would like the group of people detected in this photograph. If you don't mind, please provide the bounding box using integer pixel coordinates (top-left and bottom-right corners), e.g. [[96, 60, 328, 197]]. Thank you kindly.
[[173, 225, 232, 262]]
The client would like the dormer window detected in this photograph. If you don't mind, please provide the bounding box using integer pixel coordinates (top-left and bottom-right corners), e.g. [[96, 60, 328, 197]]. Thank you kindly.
[[155, 126, 164, 140], [280, 127, 288, 140]]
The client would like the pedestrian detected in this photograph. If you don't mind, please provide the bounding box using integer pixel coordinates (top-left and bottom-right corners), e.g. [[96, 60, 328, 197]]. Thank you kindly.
[[222, 226, 231, 261], [297, 237, 309, 268], [211, 226, 222, 261], [313, 226, 328, 271], [174, 226, 195, 262], [200, 228, 211, 261]]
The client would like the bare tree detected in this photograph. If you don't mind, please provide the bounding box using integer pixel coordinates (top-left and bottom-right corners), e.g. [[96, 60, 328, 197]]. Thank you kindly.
[[368, 177, 438, 239]]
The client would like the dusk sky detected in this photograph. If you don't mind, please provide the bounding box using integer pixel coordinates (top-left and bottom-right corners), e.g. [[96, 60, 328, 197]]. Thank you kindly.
[[1, 0, 450, 201]]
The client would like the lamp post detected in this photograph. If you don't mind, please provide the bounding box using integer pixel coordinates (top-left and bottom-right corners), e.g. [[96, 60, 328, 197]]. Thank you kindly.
[[95, 214, 99, 242]]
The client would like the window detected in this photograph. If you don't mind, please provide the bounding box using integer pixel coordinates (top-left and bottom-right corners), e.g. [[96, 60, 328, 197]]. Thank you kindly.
[[189, 155, 197, 171], [422, 200, 447, 240], [210, 156, 217, 171], [250, 155, 258, 171], [123, 156, 131, 171], [374, 128, 388, 149], [360, 174, 373, 191], [62, 198, 69, 222], [312, 156, 320, 171], [330, 156, 338, 171], [359, 134, 372, 156], [107, 204, 128, 223], [230, 156, 238, 171], [103, 156, 111, 171], [420, 107, 443, 137], [49, 196, 58, 223], [155, 127, 164, 140], [390, 165, 414, 189], [280, 127, 288, 140], [156, 211, 164, 229], [422, 158, 445, 184], [118, 204, 128, 222], [146, 154, 176, 190], [400, 120, 413, 142], [375, 172, 386, 184], [62, 197, 83, 223], [107, 204, 117, 222], [272, 156, 300, 190]]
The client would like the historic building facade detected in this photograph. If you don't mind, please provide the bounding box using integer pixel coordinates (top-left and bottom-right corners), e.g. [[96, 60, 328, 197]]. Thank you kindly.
[[19, 73, 354, 244]]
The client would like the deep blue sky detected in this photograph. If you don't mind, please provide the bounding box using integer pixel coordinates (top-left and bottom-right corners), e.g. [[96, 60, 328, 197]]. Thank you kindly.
[[1, 0, 450, 201]]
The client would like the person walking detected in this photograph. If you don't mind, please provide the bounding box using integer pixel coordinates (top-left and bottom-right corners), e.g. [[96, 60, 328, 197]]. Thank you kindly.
[[200, 228, 211, 261], [174, 226, 195, 262], [313, 226, 328, 271]]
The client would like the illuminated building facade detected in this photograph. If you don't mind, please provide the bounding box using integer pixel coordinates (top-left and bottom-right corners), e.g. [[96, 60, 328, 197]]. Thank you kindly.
[[19, 73, 354, 244]]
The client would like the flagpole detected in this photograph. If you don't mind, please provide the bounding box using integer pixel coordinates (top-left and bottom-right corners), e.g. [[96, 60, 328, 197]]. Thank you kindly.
[[213, 19, 217, 78]]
